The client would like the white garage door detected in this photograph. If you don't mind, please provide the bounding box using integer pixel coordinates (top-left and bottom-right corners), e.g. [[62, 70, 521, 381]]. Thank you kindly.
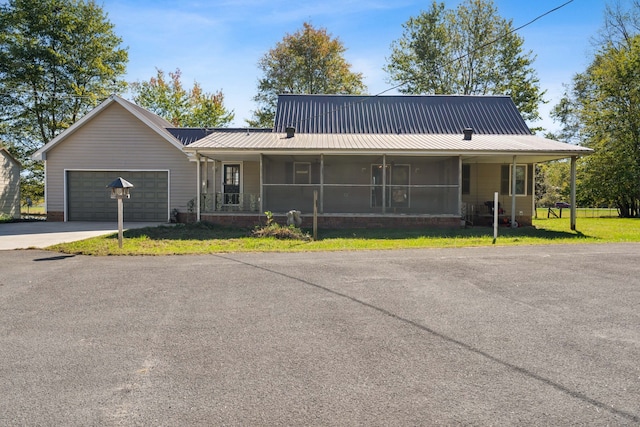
[[67, 171, 168, 221]]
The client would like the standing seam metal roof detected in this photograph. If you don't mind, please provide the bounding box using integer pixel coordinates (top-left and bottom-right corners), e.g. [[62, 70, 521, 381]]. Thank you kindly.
[[274, 94, 532, 135]]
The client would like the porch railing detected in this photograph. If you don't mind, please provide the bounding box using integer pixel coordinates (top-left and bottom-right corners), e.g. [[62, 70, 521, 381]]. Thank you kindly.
[[201, 193, 260, 213]]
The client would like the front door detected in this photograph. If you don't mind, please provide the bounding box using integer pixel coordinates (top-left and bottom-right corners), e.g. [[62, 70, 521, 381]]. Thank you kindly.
[[223, 164, 240, 205]]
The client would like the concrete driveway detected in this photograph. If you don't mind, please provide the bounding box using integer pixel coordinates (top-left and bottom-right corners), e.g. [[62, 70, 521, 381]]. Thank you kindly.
[[1, 244, 639, 425], [0, 221, 166, 250]]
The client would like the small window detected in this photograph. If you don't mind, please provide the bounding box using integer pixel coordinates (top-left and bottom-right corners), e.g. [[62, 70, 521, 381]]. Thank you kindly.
[[293, 162, 310, 184], [501, 164, 527, 196], [462, 164, 470, 195]]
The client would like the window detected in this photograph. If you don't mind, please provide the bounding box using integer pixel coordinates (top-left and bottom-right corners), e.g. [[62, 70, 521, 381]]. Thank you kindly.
[[462, 164, 470, 195], [293, 162, 310, 184], [500, 164, 527, 196]]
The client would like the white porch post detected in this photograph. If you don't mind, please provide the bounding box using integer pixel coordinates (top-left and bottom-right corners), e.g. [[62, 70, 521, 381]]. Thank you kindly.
[[203, 157, 209, 210], [259, 154, 264, 214], [458, 156, 463, 218], [320, 154, 324, 213], [382, 154, 387, 214], [196, 153, 201, 222], [511, 156, 517, 227], [533, 163, 537, 218], [570, 156, 577, 231]]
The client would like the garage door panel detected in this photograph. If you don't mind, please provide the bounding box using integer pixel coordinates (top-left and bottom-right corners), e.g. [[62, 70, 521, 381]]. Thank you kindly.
[[67, 171, 168, 221]]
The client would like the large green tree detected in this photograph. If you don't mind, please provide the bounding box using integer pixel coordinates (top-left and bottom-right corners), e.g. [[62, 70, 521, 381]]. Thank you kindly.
[[385, 0, 545, 124], [131, 68, 234, 128], [553, 2, 640, 217], [0, 0, 128, 199], [249, 22, 367, 128]]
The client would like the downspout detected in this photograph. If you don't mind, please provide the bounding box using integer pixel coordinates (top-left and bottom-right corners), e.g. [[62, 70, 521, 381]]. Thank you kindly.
[[196, 153, 201, 222], [382, 155, 387, 214], [511, 156, 517, 227], [570, 156, 577, 231]]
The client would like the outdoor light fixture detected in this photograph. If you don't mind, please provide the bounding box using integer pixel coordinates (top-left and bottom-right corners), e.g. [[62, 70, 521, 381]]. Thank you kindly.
[[106, 177, 134, 248]]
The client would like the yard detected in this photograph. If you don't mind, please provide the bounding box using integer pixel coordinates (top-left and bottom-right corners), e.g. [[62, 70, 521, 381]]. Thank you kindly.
[[47, 215, 640, 256]]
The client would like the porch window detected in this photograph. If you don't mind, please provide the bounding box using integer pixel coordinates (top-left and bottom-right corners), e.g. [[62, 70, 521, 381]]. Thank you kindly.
[[293, 162, 311, 184], [501, 164, 527, 196], [462, 164, 470, 195]]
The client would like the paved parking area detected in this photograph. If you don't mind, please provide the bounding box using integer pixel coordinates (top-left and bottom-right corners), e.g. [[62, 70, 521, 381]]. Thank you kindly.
[[1, 244, 639, 425], [0, 221, 165, 250]]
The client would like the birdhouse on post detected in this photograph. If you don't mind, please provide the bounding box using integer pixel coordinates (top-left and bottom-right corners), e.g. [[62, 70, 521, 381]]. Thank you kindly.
[[107, 177, 134, 199], [106, 177, 134, 248]]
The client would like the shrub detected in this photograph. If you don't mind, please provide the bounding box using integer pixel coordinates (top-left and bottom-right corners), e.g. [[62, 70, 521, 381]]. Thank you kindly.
[[252, 211, 311, 241]]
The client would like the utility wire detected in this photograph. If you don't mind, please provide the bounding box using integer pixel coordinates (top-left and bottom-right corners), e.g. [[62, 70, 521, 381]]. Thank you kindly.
[[290, 0, 575, 128]]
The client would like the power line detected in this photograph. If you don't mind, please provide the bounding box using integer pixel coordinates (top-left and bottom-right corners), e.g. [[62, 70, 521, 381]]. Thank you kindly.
[[291, 0, 575, 128]]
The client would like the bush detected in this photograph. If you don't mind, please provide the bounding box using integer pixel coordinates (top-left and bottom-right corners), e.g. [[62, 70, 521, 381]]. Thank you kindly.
[[252, 211, 311, 241]]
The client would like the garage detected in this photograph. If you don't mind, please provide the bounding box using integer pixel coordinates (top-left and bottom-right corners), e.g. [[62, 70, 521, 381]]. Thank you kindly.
[[67, 171, 168, 221]]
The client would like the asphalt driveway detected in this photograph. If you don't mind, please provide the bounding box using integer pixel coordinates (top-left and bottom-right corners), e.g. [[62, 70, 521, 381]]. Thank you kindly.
[[0, 221, 165, 250], [1, 244, 639, 425]]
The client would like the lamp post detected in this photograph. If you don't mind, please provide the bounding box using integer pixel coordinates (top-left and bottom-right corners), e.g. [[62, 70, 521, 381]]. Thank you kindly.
[[106, 177, 134, 248]]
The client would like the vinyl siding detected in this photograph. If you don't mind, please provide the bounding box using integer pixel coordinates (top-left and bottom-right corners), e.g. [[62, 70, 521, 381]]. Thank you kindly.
[[45, 102, 195, 217], [0, 151, 20, 218], [462, 163, 533, 216]]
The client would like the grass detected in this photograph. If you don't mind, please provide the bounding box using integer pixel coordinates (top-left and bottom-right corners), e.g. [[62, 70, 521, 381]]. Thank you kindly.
[[46, 216, 640, 256]]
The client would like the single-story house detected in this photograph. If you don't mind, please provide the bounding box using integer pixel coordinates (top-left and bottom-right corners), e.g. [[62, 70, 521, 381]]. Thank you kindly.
[[0, 145, 21, 219], [33, 94, 592, 228]]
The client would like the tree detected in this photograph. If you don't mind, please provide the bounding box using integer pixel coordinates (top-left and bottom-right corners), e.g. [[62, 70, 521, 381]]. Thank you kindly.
[[0, 0, 128, 200], [552, 2, 640, 217], [130, 68, 234, 128], [385, 0, 545, 124], [249, 22, 367, 128]]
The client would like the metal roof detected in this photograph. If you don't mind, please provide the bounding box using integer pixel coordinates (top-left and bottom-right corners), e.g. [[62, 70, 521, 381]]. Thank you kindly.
[[273, 94, 532, 135], [186, 130, 592, 156], [167, 128, 272, 146]]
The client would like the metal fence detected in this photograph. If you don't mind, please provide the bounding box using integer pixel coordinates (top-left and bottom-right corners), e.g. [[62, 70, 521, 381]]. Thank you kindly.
[[536, 207, 618, 219]]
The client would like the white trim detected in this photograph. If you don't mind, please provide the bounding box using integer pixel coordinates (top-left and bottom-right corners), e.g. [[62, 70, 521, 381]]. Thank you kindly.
[[64, 168, 171, 222], [508, 164, 527, 197]]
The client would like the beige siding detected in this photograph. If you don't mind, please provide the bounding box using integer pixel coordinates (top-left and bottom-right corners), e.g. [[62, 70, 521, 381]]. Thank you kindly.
[[207, 160, 259, 196], [243, 161, 260, 195], [0, 151, 20, 218], [45, 102, 195, 218], [463, 163, 533, 217]]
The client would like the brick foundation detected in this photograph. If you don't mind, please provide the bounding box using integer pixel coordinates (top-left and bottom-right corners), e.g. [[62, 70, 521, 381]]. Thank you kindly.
[[197, 213, 463, 229]]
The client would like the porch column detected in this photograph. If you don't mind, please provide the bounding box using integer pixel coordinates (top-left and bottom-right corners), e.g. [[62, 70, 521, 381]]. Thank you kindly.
[[458, 156, 463, 218], [570, 156, 577, 231], [532, 163, 537, 218], [382, 154, 387, 214], [320, 154, 324, 213], [203, 157, 209, 212], [196, 153, 201, 222], [259, 154, 264, 214], [511, 156, 517, 227]]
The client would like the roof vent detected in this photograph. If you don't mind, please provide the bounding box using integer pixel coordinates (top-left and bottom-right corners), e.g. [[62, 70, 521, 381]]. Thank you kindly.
[[463, 127, 473, 141], [285, 126, 295, 138]]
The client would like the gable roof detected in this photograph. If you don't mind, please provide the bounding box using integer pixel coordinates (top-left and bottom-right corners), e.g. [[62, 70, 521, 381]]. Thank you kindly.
[[274, 94, 532, 135], [0, 146, 22, 168], [187, 94, 592, 163], [32, 95, 185, 161]]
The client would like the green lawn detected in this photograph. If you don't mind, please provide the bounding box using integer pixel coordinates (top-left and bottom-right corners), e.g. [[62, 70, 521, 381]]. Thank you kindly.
[[48, 216, 640, 256]]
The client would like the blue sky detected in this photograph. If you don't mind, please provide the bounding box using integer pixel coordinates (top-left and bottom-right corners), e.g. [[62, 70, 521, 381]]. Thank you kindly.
[[105, 0, 608, 132]]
